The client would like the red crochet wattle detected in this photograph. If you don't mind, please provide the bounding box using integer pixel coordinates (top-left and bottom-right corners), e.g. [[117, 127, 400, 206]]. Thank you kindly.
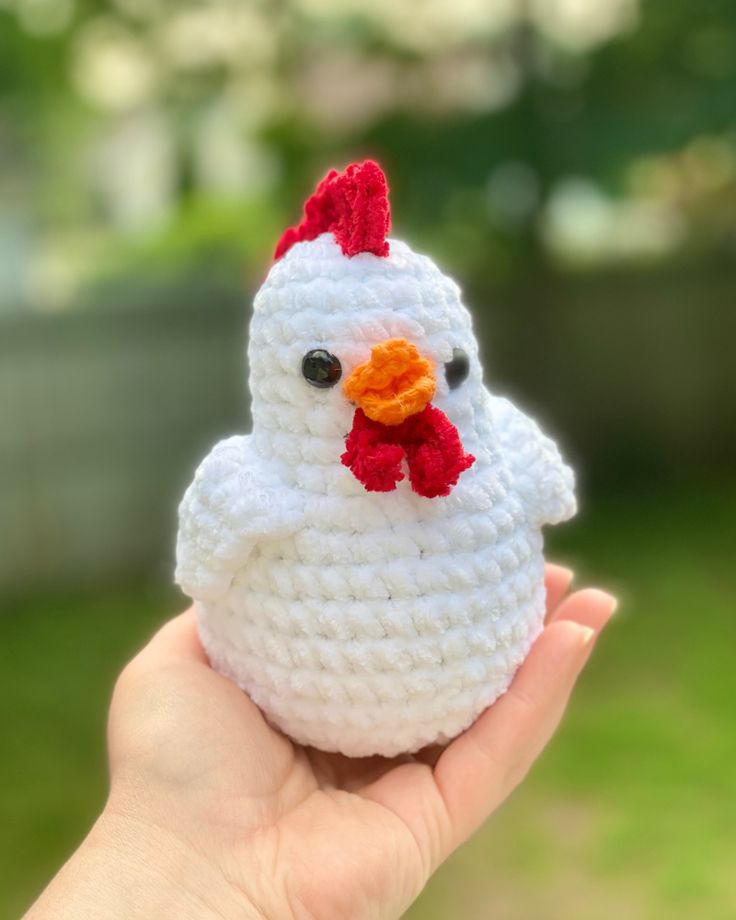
[[341, 405, 475, 499], [274, 160, 391, 261]]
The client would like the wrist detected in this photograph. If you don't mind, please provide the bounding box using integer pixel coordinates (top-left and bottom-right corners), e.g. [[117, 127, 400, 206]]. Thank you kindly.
[[25, 804, 265, 920]]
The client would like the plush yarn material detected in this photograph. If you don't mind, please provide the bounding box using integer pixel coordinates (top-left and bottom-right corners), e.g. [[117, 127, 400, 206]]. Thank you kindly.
[[274, 160, 390, 261], [342, 338, 436, 426], [176, 164, 576, 758], [342, 406, 475, 498]]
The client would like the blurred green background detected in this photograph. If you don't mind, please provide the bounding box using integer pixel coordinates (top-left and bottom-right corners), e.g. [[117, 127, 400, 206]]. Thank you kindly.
[[1, 1, 735, 917]]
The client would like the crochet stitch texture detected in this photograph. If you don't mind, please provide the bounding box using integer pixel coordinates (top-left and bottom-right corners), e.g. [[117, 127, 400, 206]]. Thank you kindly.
[[176, 163, 576, 757]]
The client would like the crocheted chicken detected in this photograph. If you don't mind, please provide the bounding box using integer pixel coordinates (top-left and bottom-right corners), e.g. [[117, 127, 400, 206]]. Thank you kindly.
[[176, 160, 576, 757]]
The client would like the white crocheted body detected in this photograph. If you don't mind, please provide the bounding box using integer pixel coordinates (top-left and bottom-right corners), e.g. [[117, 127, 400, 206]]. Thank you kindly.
[[196, 456, 545, 757], [176, 234, 576, 757]]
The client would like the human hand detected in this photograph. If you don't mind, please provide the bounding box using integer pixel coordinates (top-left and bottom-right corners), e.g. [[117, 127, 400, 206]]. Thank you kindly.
[[26, 566, 615, 920]]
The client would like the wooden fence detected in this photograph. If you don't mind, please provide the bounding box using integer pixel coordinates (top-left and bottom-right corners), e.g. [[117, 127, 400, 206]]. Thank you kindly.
[[0, 295, 248, 595], [1, 265, 734, 596]]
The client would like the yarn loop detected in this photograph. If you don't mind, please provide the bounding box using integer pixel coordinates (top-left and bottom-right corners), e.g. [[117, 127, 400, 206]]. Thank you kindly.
[[274, 160, 391, 260], [341, 405, 476, 498], [343, 338, 436, 426]]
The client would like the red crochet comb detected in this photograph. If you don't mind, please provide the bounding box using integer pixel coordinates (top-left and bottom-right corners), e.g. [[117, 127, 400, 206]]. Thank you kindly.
[[274, 160, 391, 261]]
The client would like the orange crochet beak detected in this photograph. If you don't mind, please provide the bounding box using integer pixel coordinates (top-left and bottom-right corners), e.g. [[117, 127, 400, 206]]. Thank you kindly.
[[343, 338, 436, 426]]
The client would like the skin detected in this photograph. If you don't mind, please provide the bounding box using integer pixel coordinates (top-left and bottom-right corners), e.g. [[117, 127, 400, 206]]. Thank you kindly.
[[25, 565, 616, 920]]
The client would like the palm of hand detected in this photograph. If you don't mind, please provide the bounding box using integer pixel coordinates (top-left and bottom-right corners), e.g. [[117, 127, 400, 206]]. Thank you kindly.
[[107, 566, 614, 920]]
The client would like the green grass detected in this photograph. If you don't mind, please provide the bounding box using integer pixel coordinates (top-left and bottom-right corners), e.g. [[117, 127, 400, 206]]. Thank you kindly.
[[2, 485, 735, 919]]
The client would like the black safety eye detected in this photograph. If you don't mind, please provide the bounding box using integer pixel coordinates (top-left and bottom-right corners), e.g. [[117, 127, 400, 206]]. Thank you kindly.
[[444, 347, 470, 390], [302, 349, 342, 388]]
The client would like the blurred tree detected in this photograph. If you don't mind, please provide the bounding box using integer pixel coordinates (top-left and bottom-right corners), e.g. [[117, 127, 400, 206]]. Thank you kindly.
[[1, 0, 735, 492], [2, 0, 736, 309]]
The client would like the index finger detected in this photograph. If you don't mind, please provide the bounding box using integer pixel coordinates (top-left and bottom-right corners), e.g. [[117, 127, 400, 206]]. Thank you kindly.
[[433, 588, 616, 847]]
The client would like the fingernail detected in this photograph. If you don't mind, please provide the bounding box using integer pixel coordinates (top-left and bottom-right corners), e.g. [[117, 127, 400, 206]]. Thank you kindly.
[[598, 591, 618, 618], [559, 565, 575, 583], [561, 623, 598, 671], [556, 621, 596, 652], [592, 592, 618, 638], [577, 624, 597, 646]]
